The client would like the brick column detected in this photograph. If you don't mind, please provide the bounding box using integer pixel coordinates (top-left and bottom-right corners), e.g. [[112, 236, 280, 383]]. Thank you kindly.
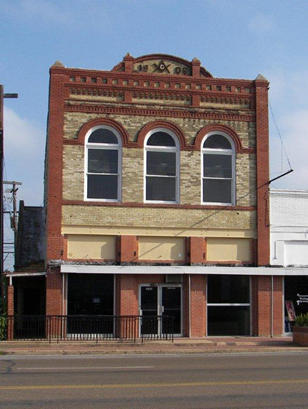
[[255, 75, 270, 266], [190, 275, 206, 337], [273, 276, 284, 336], [46, 267, 63, 338], [117, 235, 138, 263], [116, 275, 139, 339], [189, 237, 206, 264], [7, 284, 14, 340], [252, 275, 283, 336]]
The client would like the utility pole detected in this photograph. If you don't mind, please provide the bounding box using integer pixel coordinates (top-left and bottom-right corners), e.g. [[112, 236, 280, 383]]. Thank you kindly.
[[3, 180, 22, 257], [0, 85, 18, 312]]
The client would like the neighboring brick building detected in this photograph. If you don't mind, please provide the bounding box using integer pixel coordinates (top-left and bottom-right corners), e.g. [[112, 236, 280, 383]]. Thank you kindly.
[[8, 53, 289, 337]]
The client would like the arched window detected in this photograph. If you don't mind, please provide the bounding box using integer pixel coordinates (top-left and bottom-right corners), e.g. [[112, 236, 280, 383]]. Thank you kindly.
[[85, 126, 121, 201], [144, 129, 179, 203], [201, 132, 235, 205]]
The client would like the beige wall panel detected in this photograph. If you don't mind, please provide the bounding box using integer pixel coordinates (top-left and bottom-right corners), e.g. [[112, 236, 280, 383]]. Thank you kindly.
[[122, 147, 143, 202], [207, 238, 252, 262], [62, 205, 256, 231], [139, 236, 185, 261], [67, 235, 116, 260], [63, 145, 84, 201]]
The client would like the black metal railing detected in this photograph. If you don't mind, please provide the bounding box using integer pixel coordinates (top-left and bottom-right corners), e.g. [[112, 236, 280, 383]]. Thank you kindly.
[[0, 315, 174, 342]]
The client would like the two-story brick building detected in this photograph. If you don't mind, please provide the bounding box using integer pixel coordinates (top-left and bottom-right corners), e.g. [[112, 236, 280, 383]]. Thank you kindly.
[[8, 53, 285, 338]]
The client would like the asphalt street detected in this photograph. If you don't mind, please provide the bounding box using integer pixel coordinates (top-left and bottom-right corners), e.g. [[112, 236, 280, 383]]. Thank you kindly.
[[1, 352, 308, 408]]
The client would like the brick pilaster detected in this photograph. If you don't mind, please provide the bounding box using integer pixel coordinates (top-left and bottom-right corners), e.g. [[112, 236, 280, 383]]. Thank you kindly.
[[190, 275, 206, 337], [255, 75, 270, 266]]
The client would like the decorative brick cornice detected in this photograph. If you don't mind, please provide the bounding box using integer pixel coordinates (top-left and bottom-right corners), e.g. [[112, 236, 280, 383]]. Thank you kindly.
[[65, 103, 255, 123]]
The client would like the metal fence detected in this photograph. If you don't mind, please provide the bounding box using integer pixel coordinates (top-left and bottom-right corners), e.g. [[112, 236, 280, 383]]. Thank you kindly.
[[0, 315, 174, 342]]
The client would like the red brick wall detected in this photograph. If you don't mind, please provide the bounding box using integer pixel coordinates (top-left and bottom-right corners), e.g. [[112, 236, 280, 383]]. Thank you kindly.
[[190, 275, 206, 337], [117, 236, 138, 263], [189, 237, 206, 264], [46, 268, 63, 316], [251, 275, 283, 336], [7, 285, 14, 315], [7, 285, 14, 340], [255, 77, 270, 266]]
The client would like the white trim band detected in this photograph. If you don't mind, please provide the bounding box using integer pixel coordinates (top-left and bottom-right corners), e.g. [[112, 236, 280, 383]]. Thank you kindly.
[[60, 264, 308, 276]]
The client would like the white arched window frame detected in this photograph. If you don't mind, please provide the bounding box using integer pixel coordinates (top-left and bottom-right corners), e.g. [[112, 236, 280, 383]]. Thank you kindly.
[[84, 125, 122, 202], [201, 132, 235, 206], [144, 128, 180, 203]]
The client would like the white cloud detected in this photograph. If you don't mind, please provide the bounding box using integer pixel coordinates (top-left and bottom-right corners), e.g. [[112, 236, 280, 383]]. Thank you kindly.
[[3, 107, 44, 205], [248, 13, 275, 35]]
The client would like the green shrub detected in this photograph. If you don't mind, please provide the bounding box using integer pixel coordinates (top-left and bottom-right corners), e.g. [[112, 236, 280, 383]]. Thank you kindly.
[[0, 316, 7, 341], [294, 312, 308, 327]]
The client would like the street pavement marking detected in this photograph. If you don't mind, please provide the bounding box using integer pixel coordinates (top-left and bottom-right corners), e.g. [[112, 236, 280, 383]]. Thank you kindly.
[[1, 379, 308, 391], [15, 366, 154, 371]]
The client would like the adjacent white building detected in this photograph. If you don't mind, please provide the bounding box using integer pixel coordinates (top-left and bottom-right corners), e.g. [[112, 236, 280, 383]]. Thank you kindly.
[[270, 189, 308, 332]]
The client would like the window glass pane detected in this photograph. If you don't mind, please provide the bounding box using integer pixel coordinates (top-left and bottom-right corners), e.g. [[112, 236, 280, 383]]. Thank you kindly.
[[203, 179, 231, 203], [87, 175, 118, 199], [207, 275, 250, 303], [88, 149, 118, 173], [88, 128, 118, 144], [146, 177, 176, 201], [203, 154, 232, 178], [203, 134, 231, 149], [147, 152, 176, 176], [208, 306, 250, 335], [147, 132, 175, 147]]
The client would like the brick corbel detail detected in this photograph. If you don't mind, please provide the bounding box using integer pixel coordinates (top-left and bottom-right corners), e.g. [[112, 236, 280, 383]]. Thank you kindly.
[[189, 237, 206, 264], [123, 53, 134, 73], [192, 58, 201, 78], [117, 235, 138, 263]]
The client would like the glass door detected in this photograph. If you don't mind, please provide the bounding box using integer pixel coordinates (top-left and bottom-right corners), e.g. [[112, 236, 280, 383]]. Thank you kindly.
[[162, 286, 182, 335], [140, 284, 182, 336], [140, 286, 158, 335]]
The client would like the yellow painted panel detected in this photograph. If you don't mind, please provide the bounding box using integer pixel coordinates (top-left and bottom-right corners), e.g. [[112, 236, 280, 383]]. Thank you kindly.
[[207, 238, 251, 262], [67, 235, 116, 260], [139, 236, 185, 261]]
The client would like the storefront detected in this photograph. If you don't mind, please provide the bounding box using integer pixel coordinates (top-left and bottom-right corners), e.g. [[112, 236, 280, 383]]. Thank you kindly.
[[284, 275, 308, 333]]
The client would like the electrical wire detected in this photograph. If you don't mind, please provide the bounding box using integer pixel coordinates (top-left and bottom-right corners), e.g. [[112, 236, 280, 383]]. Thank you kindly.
[[269, 101, 293, 171]]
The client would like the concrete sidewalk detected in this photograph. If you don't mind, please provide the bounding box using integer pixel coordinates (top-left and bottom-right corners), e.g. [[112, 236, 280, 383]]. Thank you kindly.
[[1, 336, 306, 355]]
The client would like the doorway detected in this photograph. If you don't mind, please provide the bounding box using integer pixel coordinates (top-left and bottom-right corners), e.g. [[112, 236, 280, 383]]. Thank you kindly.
[[139, 284, 182, 336]]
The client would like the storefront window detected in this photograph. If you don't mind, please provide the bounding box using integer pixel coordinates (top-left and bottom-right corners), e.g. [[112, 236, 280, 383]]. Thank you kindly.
[[207, 275, 250, 335]]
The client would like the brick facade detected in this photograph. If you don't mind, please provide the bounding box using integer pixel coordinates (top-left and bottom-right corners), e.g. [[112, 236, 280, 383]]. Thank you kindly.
[[41, 54, 282, 338]]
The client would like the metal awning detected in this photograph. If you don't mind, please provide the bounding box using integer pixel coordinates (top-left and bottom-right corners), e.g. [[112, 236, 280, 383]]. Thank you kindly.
[[60, 264, 308, 276]]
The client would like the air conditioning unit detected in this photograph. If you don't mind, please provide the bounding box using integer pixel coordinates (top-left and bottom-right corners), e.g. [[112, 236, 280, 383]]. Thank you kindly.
[[165, 274, 183, 284]]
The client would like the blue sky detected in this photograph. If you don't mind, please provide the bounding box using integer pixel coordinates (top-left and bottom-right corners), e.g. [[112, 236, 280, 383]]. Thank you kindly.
[[1, 0, 308, 267]]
